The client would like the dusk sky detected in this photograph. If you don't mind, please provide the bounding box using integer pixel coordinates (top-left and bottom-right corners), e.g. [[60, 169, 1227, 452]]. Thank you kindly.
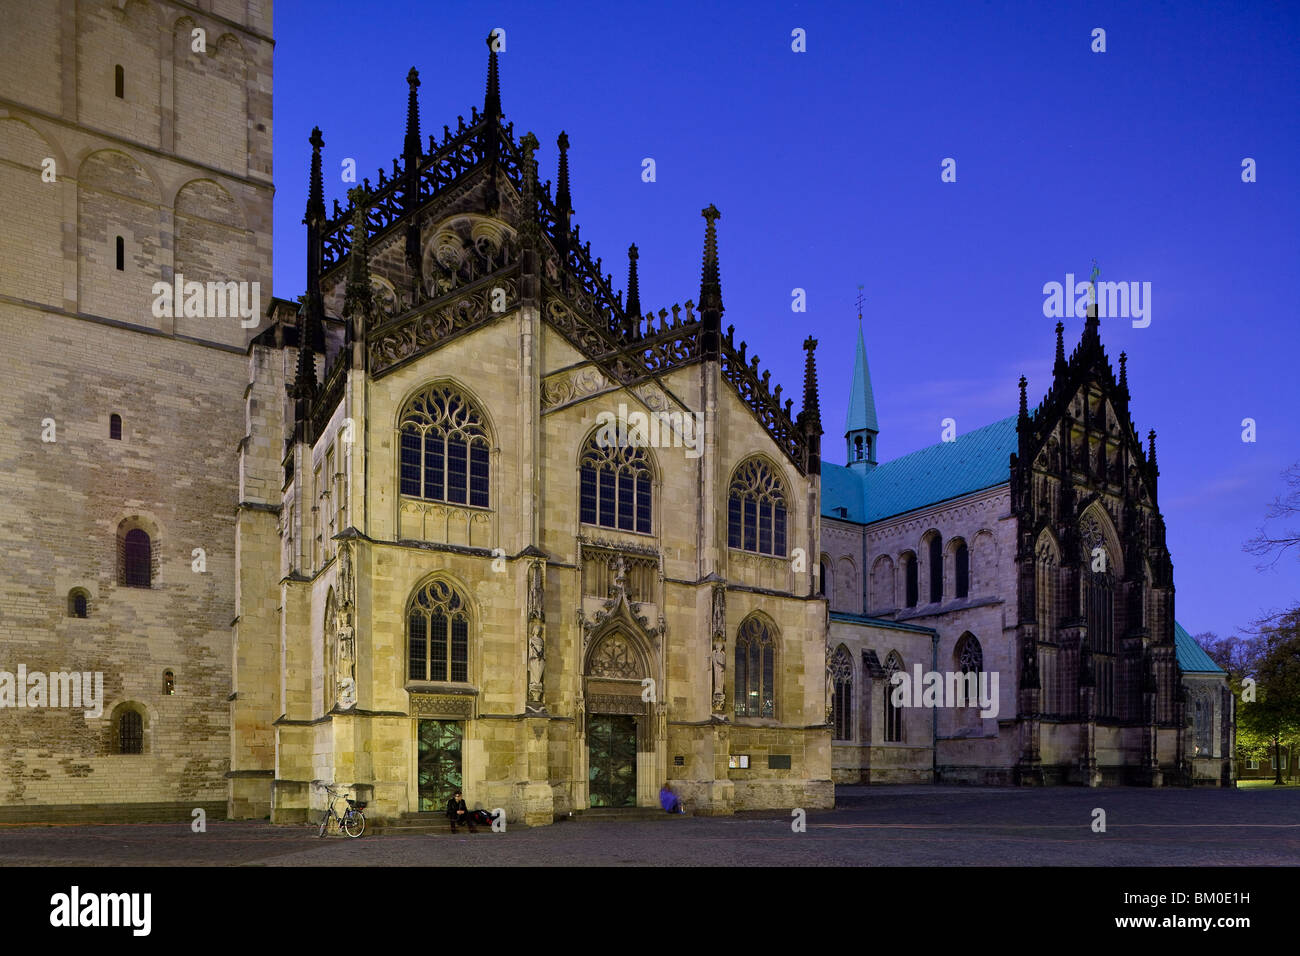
[[273, 0, 1299, 641]]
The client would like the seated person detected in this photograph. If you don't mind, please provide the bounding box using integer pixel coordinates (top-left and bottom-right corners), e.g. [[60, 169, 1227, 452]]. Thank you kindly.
[[658, 782, 685, 814], [446, 790, 476, 832]]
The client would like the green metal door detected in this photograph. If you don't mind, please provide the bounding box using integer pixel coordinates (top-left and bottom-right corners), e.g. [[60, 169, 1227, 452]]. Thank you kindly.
[[417, 719, 463, 811], [588, 714, 637, 807]]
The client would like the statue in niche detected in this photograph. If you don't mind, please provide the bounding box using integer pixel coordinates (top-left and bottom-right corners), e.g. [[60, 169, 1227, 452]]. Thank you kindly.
[[824, 642, 835, 724], [527, 622, 545, 703], [711, 638, 726, 713], [336, 605, 356, 708]]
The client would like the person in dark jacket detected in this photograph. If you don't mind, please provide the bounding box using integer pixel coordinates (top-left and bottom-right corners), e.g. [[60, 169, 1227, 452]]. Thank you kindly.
[[446, 790, 476, 832]]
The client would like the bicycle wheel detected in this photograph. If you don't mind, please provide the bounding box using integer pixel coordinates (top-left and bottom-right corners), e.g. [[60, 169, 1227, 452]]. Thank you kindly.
[[318, 811, 330, 838], [342, 809, 365, 838]]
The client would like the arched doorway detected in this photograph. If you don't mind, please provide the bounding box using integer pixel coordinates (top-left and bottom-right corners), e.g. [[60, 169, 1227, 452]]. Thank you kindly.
[[583, 625, 655, 808]]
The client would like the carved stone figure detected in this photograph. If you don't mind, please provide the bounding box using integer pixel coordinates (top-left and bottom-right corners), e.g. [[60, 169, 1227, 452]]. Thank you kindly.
[[527, 622, 545, 703], [711, 638, 726, 713], [711, 585, 726, 640], [336, 606, 356, 708], [825, 642, 835, 724]]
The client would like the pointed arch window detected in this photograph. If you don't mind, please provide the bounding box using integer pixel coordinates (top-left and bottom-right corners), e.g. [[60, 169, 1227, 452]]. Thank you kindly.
[[727, 458, 787, 556], [734, 616, 776, 718], [884, 652, 904, 742], [831, 646, 853, 740], [110, 414, 122, 440], [955, 633, 983, 708], [579, 427, 652, 534], [408, 578, 471, 683], [399, 384, 490, 508]]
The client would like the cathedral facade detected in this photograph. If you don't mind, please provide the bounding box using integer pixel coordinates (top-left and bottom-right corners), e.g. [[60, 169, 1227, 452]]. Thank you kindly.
[[820, 312, 1234, 787], [231, 46, 833, 826], [0, 3, 1232, 826]]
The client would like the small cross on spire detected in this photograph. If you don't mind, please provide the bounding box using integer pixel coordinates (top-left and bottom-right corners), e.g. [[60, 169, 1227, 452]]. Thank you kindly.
[[855, 284, 864, 322]]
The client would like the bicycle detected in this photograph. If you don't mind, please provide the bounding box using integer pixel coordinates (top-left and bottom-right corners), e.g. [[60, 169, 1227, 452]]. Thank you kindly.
[[314, 782, 367, 838]]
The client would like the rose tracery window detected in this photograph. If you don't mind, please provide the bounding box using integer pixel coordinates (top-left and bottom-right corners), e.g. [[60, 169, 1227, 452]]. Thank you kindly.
[[588, 632, 641, 679], [399, 384, 490, 509], [727, 459, 788, 556], [579, 429, 652, 534], [734, 615, 776, 718], [408, 578, 471, 683]]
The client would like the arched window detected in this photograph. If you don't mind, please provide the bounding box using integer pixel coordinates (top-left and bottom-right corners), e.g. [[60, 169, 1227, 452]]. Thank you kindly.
[[734, 615, 776, 718], [579, 427, 652, 534], [408, 578, 470, 683], [831, 645, 853, 740], [109, 414, 122, 440], [954, 540, 969, 599], [1036, 538, 1058, 714], [68, 589, 89, 618], [115, 235, 125, 271], [818, 559, 829, 597], [117, 709, 143, 754], [399, 384, 490, 509], [1085, 564, 1115, 718], [123, 529, 151, 588], [727, 458, 788, 556], [902, 552, 918, 609], [853, 436, 864, 461], [162, 670, 175, 695], [1192, 694, 1211, 755], [927, 533, 943, 603], [114, 64, 124, 98], [884, 652, 904, 742], [955, 633, 983, 708]]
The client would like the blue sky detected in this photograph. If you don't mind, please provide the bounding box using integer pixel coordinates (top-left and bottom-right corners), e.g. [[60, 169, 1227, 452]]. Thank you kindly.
[[273, 0, 1300, 639]]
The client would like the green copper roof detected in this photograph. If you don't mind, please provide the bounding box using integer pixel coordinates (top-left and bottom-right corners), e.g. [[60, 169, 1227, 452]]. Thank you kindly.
[[845, 324, 879, 436], [859, 415, 1019, 522], [822, 415, 1020, 523], [1175, 622, 1225, 674]]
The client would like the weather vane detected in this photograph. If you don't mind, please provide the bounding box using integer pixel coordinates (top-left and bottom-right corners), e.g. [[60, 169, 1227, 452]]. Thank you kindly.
[[856, 284, 865, 321]]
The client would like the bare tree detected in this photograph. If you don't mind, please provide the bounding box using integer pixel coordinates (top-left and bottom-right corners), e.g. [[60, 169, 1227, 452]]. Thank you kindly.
[[1245, 463, 1300, 568]]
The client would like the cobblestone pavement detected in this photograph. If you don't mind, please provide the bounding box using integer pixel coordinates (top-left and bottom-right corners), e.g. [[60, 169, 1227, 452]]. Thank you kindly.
[[1, 786, 1296, 866]]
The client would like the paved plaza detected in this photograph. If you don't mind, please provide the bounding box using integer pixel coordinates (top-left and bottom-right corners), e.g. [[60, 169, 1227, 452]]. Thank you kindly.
[[0, 786, 1295, 867]]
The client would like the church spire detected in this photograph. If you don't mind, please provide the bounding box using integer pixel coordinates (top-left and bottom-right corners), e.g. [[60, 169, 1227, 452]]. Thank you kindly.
[[300, 126, 326, 421], [305, 126, 325, 227], [623, 243, 641, 340], [845, 311, 879, 471], [484, 33, 502, 117]]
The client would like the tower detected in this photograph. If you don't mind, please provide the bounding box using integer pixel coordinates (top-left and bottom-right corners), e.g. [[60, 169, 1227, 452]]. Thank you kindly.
[[0, 0, 274, 820]]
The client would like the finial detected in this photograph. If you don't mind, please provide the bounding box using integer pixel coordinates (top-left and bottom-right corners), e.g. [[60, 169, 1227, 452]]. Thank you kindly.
[[555, 131, 572, 219], [801, 336, 823, 435], [698, 204, 723, 317], [304, 127, 325, 225], [1018, 375, 1028, 422], [404, 67, 422, 161], [1118, 350, 1128, 393], [624, 244, 641, 336], [1054, 320, 1066, 375], [856, 283, 864, 322], [484, 33, 502, 117], [1148, 429, 1157, 467]]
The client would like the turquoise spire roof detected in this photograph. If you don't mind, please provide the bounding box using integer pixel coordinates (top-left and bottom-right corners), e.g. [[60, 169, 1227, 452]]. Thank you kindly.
[[845, 322, 879, 435]]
